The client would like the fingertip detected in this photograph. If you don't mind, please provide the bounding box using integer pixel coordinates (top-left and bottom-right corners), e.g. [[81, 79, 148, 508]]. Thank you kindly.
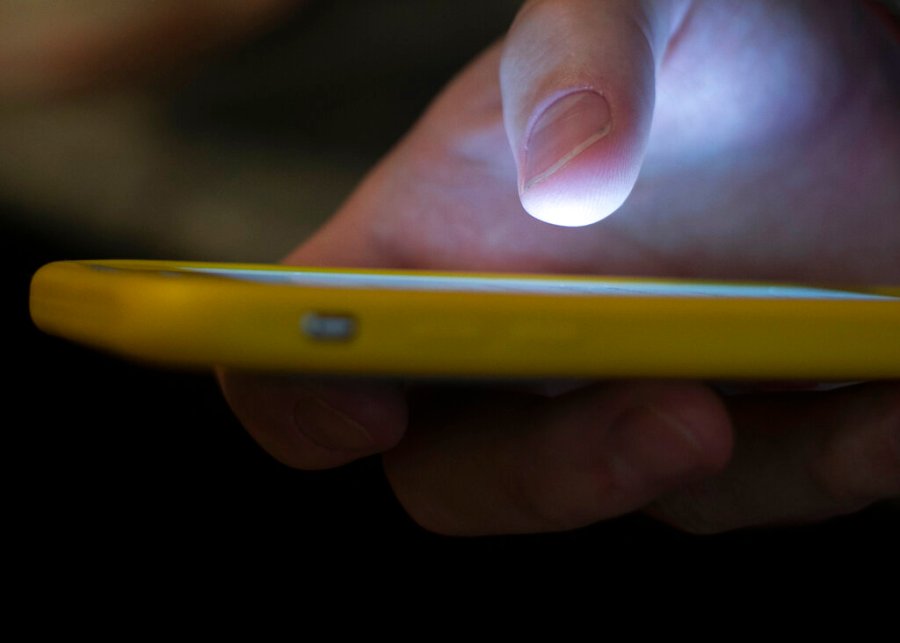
[[217, 370, 408, 470], [569, 381, 733, 495], [648, 383, 899, 535], [639, 382, 735, 478], [519, 181, 632, 228], [513, 84, 649, 226], [500, 0, 676, 227], [384, 381, 732, 536], [812, 383, 900, 504], [518, 112, 645, 227]]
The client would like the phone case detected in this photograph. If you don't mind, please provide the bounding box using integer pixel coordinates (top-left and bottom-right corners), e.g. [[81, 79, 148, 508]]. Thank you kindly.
[[29, 259, 900, 378]]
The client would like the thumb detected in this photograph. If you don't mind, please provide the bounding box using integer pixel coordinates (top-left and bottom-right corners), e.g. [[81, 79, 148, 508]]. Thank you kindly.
[[500, 0, 689, 227]]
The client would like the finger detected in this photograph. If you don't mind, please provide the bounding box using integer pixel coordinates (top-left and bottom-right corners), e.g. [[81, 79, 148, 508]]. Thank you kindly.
[[215, 33, 481, 470], [647, 382, 900, 533], [383, 381, 732, 536], [218, 371, 408, 470], [500, 0, 691, 226], [217, 212, 410, 470]]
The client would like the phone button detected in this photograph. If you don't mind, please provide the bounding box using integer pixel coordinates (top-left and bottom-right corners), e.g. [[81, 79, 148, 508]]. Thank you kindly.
[[301, 312, 356, 342]]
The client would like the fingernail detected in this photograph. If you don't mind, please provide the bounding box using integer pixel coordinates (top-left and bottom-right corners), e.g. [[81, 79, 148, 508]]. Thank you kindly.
[[294, 396, 374, 451], [523, 90, 611, 192]]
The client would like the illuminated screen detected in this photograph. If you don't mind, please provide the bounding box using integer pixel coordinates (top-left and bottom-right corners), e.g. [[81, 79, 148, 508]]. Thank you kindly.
[[179, 267, 897, 301]]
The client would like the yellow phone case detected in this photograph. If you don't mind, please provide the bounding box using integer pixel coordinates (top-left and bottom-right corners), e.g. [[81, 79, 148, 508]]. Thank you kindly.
[[29, 260, 900, 379]]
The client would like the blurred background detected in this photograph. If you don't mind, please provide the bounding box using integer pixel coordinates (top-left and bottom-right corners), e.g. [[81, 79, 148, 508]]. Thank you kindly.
[[6, 0, 897, 582], [1, 0, 521, 260]]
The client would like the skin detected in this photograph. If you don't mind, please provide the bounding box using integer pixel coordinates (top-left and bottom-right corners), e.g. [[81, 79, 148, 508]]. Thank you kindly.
[[216, 0, 899, 534]]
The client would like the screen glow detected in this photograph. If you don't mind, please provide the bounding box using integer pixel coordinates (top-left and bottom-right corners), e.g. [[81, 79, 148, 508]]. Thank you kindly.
[[181, 267, 896, 301]]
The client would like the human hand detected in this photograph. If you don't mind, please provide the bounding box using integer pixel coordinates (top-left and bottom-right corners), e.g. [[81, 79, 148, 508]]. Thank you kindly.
[[220, 0, 900, 534]]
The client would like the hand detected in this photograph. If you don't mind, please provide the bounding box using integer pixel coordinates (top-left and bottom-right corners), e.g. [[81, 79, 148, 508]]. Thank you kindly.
[[220, 0, 900, 535]]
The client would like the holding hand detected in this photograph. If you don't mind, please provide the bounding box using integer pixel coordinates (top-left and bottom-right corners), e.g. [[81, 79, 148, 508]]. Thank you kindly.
[[221, 0, 900, 534]]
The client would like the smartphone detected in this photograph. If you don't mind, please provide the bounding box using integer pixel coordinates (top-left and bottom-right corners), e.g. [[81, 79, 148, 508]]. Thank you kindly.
[[29, 259, 900, 379]]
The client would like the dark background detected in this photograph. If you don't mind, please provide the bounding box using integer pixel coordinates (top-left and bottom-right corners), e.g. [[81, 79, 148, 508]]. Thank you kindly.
[[7, 0, 898, 578]]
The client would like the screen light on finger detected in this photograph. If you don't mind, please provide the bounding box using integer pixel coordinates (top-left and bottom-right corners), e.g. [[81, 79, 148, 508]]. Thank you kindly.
[[521, 176, 633, 227]]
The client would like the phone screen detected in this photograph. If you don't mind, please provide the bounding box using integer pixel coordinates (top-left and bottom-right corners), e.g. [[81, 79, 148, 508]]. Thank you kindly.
[[179, 266, 897, 301]]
